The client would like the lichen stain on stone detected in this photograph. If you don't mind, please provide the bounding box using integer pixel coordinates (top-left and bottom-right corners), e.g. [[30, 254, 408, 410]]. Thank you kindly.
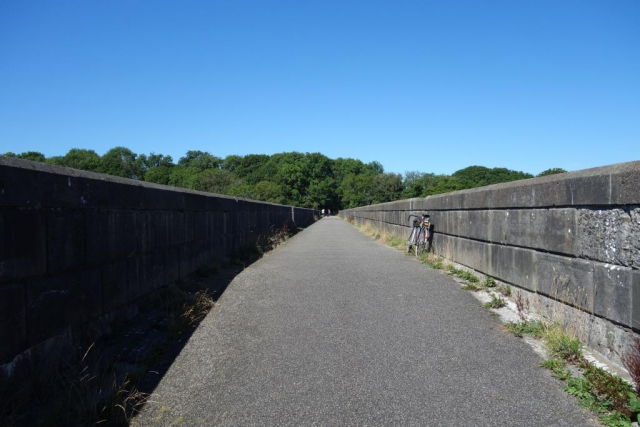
[[576, 206, 639, 268]]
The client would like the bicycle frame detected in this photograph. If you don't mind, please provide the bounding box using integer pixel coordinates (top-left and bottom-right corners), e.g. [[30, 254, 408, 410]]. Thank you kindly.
[[406, 213, 431, 257]]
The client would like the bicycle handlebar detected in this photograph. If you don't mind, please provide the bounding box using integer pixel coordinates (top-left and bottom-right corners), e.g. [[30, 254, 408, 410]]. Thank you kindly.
[[407, 213, 430, 223]]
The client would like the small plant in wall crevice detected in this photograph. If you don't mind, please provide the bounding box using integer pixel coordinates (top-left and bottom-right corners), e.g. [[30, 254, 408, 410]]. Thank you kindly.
[[482, 293, 506, 309]]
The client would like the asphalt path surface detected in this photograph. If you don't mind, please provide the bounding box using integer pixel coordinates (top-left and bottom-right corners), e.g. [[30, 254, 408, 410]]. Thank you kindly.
[[135, 217, 596, 426]]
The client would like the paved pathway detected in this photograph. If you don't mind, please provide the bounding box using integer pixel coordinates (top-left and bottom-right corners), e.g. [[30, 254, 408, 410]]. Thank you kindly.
[[135, 217, 596, 426]]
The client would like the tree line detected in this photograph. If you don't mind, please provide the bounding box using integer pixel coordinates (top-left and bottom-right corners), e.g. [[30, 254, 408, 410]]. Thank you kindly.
[[2, 148, 566, 210]]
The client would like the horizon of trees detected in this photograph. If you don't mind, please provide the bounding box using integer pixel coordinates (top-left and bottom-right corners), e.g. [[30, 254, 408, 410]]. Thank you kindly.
[[2, 148, 567, 210]]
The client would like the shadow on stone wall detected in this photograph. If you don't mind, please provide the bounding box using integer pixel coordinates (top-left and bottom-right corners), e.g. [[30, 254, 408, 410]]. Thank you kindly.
[[1, 218, 317, 426]]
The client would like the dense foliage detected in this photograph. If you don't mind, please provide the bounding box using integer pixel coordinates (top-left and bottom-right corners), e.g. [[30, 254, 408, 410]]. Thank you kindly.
[[2, 148, 565, 210]]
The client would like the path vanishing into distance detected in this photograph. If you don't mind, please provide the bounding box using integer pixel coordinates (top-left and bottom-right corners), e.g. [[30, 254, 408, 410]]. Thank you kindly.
[[135, 217, 596, 426]]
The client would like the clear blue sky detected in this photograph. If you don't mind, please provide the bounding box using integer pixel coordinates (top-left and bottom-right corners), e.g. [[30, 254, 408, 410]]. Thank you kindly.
[[1, 0, 638, 175]]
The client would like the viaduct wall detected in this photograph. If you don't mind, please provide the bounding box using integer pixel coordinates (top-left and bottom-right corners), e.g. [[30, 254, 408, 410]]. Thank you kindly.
[[340, 161, 640, 355], [0, 157, 318, 366]]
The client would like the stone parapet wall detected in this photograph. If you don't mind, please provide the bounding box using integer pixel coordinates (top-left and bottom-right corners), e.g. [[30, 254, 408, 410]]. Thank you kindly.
[[340, 161, 640, 334], [0, 157, 317, 365]]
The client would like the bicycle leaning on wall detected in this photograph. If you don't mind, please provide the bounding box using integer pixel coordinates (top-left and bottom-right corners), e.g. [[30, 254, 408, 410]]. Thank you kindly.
[[406, 213, 431, 257]]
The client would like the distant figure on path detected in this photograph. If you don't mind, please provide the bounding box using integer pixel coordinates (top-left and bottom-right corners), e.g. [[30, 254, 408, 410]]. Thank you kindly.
[[322, 208, 325, 216]]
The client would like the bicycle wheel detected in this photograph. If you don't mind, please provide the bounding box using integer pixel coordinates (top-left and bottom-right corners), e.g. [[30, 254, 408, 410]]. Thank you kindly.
[[406, 227, 416, 253], [425, 227, 431, 253], [415, 228, 427, 257]]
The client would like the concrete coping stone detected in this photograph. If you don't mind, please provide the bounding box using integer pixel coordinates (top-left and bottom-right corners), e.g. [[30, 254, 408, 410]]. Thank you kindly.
[[341, 160, 640, 211], [0, 157, 317, 212]]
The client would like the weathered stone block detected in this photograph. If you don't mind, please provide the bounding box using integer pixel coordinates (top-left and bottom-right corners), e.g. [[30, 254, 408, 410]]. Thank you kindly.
[[127, 252, 164, 300], [633, 270, 640, 331], [205, 212, 216, 238], [146, 251, 165, 291], [215, 197, 241, 212], [164, 247, 181, 283], [562, 174, 612, 206], [179, 244, 194, 278], [612, 166, 640, 205], [533, 253, 594, 312], [85, 210, 137, 266], [192, 240, 210, 271], [184, 212, 196, 243], [489, 245, 535, 292], [504, 210, 531, 246], [212, 236, 226, 259], [152, 211, 171, 250], [221, 211, 228, 234], [27, 269, 102, 346], [229, 211, 239, 234], [141, 186, 184, 211], [421, 162, 640, 210], [102, 260, 128, 313], [0, 209, 46, 281], [211, 211, 223, 235], [430, 208, 577, 255], [411, 198, 429, 210], [168, 212, 185, 246], [136, 211, 157, 254], [47, 209, 86, 274], [183, 192, 205, 212], [466, 211, 490, 241], [0, 160, 47, 207], [450, 236, 491, 273], [0, 283, 27, 362], [487, 210, 504, 243], [194, 211, 207, 240], [532, 209, 576, 254], [593, 265, 633, 327], [434, 233, 454, 260], [576, 207, 639, 268]]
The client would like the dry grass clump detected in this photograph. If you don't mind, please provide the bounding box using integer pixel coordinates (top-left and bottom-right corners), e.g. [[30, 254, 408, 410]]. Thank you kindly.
[[31, 344, 150, 426], [622, 336, 640, 396], [514, 291, 530, 322]]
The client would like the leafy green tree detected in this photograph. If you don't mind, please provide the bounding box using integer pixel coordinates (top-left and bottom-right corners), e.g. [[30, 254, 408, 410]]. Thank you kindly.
[[227, 181, 285, 204], [1, 152, 16, 157], [178, 150, 221, 171], [452, 166, 533, 189], [402, 171, 431, 199], [226, 184, 254, 199], [305, 178, 337, 209], [423, 175, 465, 195], [54, 148, 101, 171], [46, 156, 64, 165], [366, 161, 384, 174], [372, 173, 403, 204], [222, 155, 243, 172], [234, 154, 274, 184], [1, 145, 548, 210], [305, 152, 333, 179], [252, 181, 286, 204], [537, 168, 567, 177], [168, 166, 201, 188], [332, 157, 366, 184], [194, 169, 242, 194], [144, 166, 173, 185], [99, 147, 141, 179], [143, 153, 174, 168], [135, 152, 174, 180], [16, 151, 46, 162], [339, 173, 377, 208], [273, 153, 309, 205]]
